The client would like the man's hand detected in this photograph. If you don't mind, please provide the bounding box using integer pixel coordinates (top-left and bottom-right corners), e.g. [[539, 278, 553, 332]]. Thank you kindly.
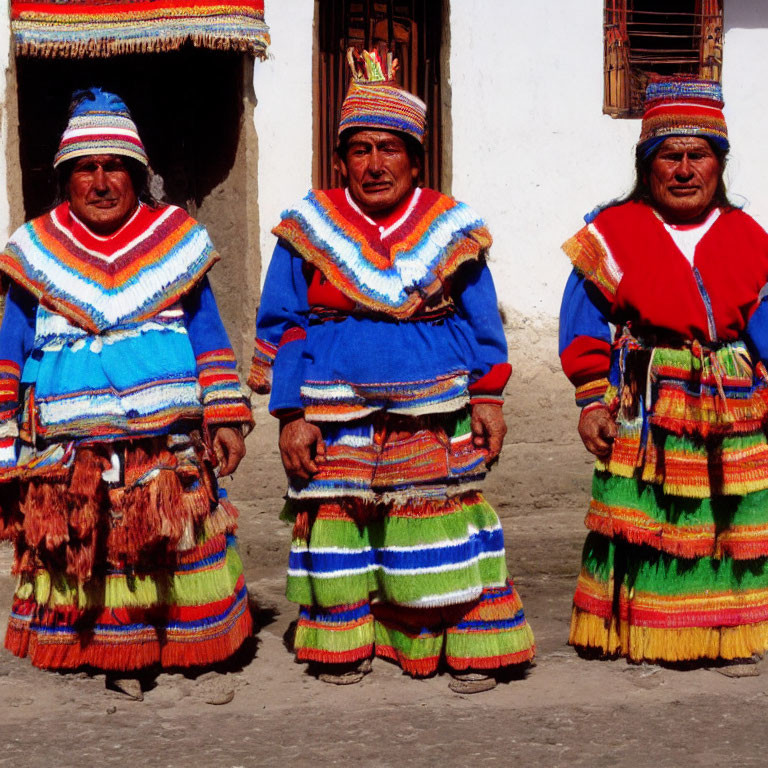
[[213, 426, 246, 477], [279, 417, 326, 480], [471, 402, 507, 466], [578, 406, 618, 459]]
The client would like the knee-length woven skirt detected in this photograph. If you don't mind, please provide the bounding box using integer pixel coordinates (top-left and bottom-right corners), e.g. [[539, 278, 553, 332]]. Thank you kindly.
[[570, 342, 768, 662], [2, 434, 252, 671], [284, 409, 535, 676]]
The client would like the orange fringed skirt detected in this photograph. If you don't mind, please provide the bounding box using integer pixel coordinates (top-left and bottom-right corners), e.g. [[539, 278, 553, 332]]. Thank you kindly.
[[1, 435, 252, 671]]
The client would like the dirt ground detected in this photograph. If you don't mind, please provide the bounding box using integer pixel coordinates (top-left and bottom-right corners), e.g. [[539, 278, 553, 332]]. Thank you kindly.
[[0, 348, 765, 768]]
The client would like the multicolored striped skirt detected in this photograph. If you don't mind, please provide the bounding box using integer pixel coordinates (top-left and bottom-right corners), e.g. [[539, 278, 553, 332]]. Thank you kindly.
[[284, 410, 535, 676], [2, 434, 252, 670], [570, 341, 768, 662]]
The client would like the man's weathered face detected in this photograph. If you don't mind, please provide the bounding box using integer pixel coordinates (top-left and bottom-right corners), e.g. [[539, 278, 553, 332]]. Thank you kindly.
[[648, 137, 721, 222], [338, 130, 420, 216], [67, 154, 138, 234]]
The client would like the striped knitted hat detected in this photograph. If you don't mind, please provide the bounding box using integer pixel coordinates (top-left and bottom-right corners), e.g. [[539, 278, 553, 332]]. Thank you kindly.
[[338, 48, 427, 143], [637, 77, 729, 159], [54, 88, 148, 168]]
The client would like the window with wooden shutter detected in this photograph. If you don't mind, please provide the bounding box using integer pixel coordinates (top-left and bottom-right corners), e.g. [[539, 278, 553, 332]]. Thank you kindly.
[[604, 0, 723, 118], [315, 0, 443, 190]]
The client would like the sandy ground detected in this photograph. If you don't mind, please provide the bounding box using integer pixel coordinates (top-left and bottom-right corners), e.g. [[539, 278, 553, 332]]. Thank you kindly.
[[0, 365, 766, 768]]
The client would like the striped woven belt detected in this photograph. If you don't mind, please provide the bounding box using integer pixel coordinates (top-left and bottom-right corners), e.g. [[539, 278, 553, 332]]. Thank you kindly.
[[615, 327, 754, 425]]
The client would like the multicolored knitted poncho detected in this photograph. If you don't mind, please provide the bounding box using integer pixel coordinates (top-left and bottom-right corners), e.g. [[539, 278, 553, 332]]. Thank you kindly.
[[250, 186, 511, 422], [0, 201, 252, 475]]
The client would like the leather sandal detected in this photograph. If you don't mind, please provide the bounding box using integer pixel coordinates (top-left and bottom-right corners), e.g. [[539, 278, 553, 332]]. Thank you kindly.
[[715, 655, 761, 678], [317, 657, 373, 685], [448, 672, 497, 694]]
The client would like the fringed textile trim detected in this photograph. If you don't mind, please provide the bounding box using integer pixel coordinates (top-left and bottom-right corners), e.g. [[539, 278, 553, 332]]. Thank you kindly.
[[11, 1, 269, 60], [6, 434, 231, 580], [374, 583, 533, 676], [0, 203, 218, 334], [300, 372, 470, 424], [196, 348, 253, 432], [294, 600, 375, 665], [585, 471, 768, 559], [273, 188, 491, 320], [293, 583, 535, 676], [562, 222, 622, 303], [601, 419, 768, 499], [569, 608, 768, 663], [570, 533, 768, 662], [32, 378, 204, 443], [284, 410, 486, 501], [571, 532, 768, 663], [5, 551, 252, 671], [285, 491, 508, 610], [246, 337, 276, 394], [597, 341, 768, 497], [646, 344, 765, 438]]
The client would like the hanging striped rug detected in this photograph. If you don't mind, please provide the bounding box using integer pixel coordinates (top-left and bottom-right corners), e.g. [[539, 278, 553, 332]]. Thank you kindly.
[[11, 1, 270, 59]]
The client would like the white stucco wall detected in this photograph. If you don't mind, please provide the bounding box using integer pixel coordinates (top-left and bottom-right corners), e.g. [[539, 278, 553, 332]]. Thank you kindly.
[[721, 1, 768, 228], [252, 0, 314, 278], [0, 3, 766, 321], [450, 0, 768, 321], [450, 1, 636, 319], [253, 0, 768, 324]]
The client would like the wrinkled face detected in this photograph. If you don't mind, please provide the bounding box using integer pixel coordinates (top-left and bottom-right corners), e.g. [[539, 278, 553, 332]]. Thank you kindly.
[[648, 137, 721, 222], [67, 154, 138, 234], [338, 130, 420, 216]]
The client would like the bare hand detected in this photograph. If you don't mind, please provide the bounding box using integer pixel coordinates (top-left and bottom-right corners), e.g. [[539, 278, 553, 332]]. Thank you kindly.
[[578, 407, 617, 459], [213, 426, 246, 476], [279, 417, 326, 480], [471, 402, 507, 466]]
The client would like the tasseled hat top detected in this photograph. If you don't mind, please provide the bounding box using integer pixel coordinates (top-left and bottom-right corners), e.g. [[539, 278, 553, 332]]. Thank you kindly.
[[54, 87, 149, 169], [637, 76, 729, 159], [338, 48, 427, 144]]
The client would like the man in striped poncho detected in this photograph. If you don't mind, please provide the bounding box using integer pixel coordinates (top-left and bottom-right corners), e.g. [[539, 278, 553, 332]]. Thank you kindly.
[[250, 48, 535, 693], [0, 88, 253, 699]]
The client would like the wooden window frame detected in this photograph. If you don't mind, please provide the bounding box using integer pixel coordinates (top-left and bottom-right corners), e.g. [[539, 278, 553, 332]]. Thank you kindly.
[[604, 0, 723, 118], [314, 0, 443, 190]]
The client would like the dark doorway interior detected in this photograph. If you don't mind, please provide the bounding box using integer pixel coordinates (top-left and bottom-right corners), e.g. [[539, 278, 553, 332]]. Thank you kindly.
[[16, 47, 244, 219], [14, 47, 260, 366]]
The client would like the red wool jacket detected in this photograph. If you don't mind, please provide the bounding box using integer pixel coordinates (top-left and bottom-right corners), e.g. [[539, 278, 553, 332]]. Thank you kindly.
[[560, 201, 768, 404]]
